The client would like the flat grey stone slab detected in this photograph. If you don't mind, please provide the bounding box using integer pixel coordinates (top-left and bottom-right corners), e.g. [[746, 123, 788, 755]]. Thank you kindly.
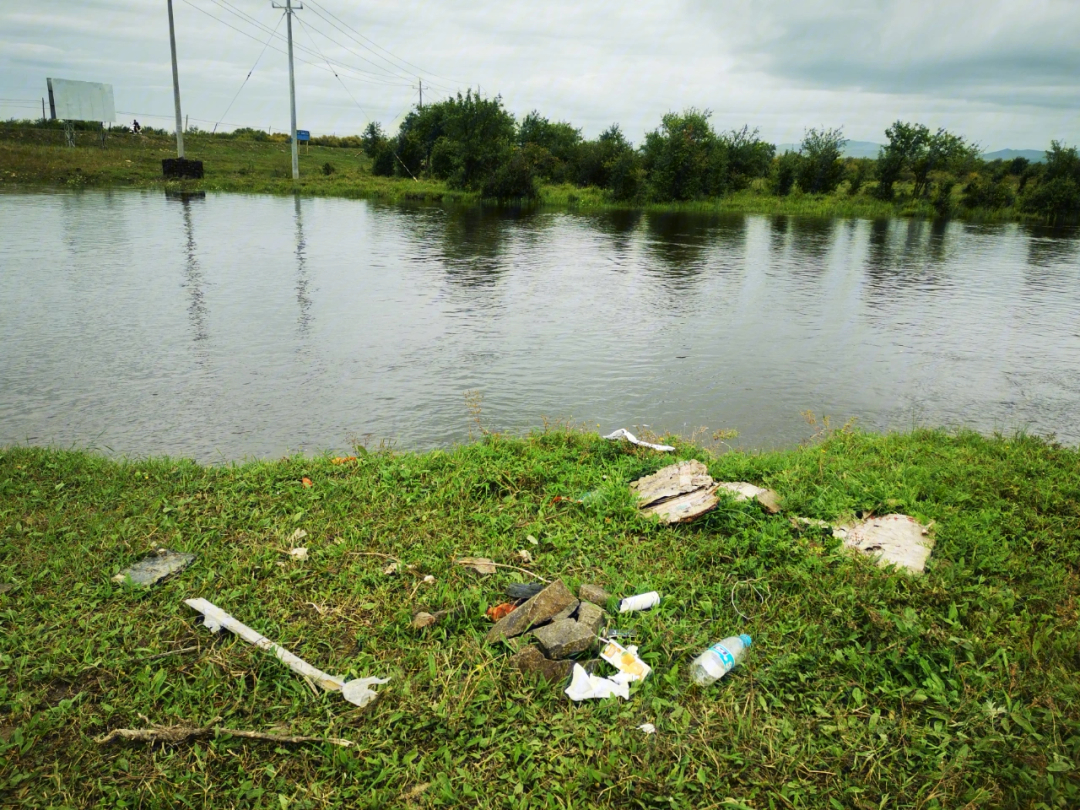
[[113, 549, 196, 586]]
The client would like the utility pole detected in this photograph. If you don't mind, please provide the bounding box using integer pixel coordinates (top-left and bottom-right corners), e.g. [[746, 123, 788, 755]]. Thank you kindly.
[[272, 0, 301, 179], [167, 0, 185, 158], [419, 79, 422, 110]]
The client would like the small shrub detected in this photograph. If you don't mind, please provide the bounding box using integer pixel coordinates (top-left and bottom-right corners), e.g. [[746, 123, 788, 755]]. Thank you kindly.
[[321, 162, 335, 176], [772, 151, 801, 196]]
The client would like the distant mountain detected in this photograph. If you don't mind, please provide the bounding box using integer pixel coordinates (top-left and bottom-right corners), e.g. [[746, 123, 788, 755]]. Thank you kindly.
[[775, 140, 883, 158], [981, 148, 1045, 163], [773, 142, 1047, 163]]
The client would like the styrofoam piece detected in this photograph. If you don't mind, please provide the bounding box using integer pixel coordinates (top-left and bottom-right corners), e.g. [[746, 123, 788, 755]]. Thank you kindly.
[[619, 591, 660, 613], [603, 429, 675, 452], [184, 598, 389, 705]]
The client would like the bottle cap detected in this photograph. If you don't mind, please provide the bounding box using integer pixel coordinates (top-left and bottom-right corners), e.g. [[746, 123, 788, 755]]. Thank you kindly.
[[739, 634, 752, 648]]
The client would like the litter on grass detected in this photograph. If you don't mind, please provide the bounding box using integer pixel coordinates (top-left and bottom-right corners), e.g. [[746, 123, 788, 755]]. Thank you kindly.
[[795, 513, 934, 573], [600, 640, 652, 681], [603, 428, 675, 452], [456, 557, 497, 575], [834, 514, 934, 573], [637, 723, 657, 734], [486, 602, 517, 622], [289, 547, 309, 560], [565, 664, 634, 701], [112, 549, 196, 586], [506, 582, 544, 601], [716, 482, 782, 514], [629, 460, 782, 523], [184, 598, 389, 706], [619, 591, 660, 613]]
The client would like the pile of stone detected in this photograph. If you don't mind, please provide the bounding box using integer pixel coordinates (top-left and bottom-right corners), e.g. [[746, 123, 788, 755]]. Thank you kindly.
[[486, 580, 612, 684]]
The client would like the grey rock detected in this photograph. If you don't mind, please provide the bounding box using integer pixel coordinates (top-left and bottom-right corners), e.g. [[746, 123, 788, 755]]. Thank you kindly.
[[578, 584, 611, 605], [551, 600, 580, 623], [486, 580, 577, 643], [510, 644, 574, 684], [576, 600, 605, 635], [533, 618, 597, 658], [112, 548, 196, 586]]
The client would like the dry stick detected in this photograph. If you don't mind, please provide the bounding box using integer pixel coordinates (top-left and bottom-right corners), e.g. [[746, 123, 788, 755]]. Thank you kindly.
[[349, 551, 402, 563], [144, 645, 199, 661], [489, 563, 550, 583], [95, 724, 353, 748]]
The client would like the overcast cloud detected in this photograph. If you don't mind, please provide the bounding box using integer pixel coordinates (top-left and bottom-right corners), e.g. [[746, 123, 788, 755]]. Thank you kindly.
[[1, 0, 1076, 150]]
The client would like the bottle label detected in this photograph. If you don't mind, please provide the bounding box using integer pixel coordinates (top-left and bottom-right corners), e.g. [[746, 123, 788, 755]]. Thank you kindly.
[[708, 643, 735, 669]]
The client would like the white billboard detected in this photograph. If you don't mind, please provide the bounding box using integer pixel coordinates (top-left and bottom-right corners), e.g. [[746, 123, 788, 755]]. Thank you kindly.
[[47, 78, 115, 123]]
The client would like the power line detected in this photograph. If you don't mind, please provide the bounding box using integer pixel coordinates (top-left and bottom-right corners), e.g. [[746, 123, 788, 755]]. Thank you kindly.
[[305, 0, 463, 87], [293, 11, 416, 84], [212, 0, 414, 84], [294, 15, 373, 125], [212, 11, 285, 132], [180, 0, 411, 87], [201, 0, 413, 86]]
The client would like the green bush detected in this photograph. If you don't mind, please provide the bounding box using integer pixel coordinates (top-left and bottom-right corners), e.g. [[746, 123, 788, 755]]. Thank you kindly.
[[772, 151, 802, 196], [641, 108, 727, 202], [797, 127, 845, 194], [1022, 142, 1080, 224], [962, 175, 1015, 209], [481, 146, 539, 200]]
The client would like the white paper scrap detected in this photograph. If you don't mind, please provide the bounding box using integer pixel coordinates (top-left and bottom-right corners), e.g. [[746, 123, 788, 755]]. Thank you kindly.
[[637, 723, 657, 734]]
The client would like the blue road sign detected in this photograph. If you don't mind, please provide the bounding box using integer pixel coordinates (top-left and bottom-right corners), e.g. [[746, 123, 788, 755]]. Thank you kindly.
[[296, 130, 310, 142]]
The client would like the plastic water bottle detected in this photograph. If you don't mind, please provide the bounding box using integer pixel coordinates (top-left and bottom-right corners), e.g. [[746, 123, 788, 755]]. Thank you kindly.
[[689, 634, 752, 685]]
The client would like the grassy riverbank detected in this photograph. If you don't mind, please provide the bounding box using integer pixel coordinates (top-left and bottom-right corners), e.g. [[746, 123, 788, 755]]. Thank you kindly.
[[2, 428, 1078, 808], [0, 128, 1021, 222]]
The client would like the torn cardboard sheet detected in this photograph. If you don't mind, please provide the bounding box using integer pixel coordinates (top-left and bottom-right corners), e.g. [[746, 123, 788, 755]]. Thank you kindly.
[[113, 549, 196, 586], [630, 460, 782, 523], [794, 513, 934, 573], [603, 429, 675, 452], [184, 598, 388, 706], [834, 514, 934, 573], [716, 482, 782, 514]]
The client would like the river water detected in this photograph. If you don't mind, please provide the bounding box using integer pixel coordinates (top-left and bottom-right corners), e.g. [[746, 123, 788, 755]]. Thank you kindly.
[[1, 189, 1078, 462]]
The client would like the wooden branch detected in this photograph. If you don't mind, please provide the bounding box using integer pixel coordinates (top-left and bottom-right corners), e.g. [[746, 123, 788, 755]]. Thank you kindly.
[[95, 724, 353, 748]]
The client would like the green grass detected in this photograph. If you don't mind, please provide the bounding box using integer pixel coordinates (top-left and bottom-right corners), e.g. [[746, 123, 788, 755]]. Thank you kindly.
[[2, 427, 1078, 808], [0, 127, 1033, 223]]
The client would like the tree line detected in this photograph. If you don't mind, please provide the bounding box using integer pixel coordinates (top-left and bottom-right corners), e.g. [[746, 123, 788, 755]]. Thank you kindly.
[[350, 91, 1079, 224]]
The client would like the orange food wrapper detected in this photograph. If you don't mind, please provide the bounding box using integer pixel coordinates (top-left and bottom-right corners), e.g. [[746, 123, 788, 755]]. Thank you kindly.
[[486, 602, 517, 622]]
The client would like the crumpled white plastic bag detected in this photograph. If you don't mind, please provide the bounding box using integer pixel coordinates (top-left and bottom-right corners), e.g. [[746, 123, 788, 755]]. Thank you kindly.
[[341, 676, 391, 707], [564, 664, 635, 701]]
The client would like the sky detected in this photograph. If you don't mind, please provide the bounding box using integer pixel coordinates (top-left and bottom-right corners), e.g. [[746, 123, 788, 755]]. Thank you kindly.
[[1, 0, 1077, 151]]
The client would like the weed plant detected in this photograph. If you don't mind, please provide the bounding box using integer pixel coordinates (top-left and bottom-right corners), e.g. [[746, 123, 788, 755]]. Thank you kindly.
[[1, 427, 1078, 807]]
